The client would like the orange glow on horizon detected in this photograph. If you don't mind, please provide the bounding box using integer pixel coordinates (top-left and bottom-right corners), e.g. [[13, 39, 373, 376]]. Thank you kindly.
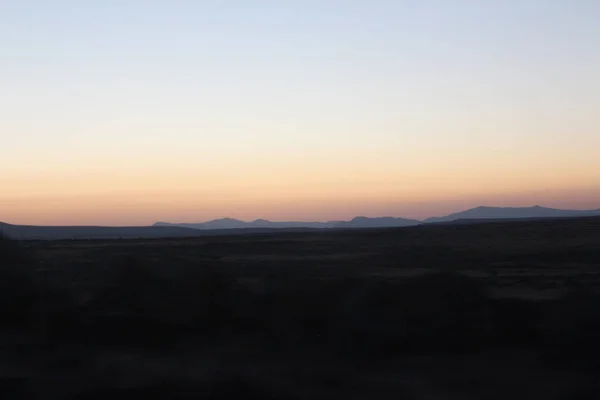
[[3, 182, 599, 226]]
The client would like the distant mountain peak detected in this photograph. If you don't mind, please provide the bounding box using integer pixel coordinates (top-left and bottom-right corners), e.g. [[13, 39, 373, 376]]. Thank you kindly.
[[425, 205, 600, 224], [211, 217, 244, 222], [154, 215, 422, 230], [341, 216, 421, 228]]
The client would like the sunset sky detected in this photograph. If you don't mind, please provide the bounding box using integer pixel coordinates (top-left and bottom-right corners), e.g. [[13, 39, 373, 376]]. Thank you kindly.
[[2, 1, 599, 226]]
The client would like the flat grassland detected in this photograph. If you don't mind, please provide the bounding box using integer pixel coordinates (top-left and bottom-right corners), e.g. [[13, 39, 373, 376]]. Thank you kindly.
[[3, 217, 600, 399], [31, 216, 600, 295]]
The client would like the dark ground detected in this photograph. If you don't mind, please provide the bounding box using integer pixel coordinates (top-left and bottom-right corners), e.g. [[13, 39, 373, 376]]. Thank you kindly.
[[2, 216, 600, 399]]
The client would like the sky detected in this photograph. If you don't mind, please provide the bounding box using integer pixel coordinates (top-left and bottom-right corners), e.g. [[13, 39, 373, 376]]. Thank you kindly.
[[1, 0, 599, 226]]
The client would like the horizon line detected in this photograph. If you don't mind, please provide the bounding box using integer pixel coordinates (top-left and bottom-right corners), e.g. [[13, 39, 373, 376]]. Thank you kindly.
[[3, 204, 600, 228]]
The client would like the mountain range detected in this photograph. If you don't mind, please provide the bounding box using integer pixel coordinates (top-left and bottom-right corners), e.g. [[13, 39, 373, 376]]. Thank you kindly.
[[0, 222, 324, 240], [154, 216, 422, 230], [424, 205, 600, 224], [2, 206, 600, 240], [156, 206, 600, 231]]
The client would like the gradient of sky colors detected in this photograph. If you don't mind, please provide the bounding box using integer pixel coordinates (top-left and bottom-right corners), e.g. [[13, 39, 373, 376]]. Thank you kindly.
[[2, 1, 599, 226]]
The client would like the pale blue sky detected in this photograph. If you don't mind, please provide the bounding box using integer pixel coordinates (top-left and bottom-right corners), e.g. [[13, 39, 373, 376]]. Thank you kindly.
[[1, 1, 599, 224]]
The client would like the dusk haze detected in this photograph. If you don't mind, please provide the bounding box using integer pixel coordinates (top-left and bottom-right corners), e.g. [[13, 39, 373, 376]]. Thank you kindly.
[[2, 1, 599, 226]]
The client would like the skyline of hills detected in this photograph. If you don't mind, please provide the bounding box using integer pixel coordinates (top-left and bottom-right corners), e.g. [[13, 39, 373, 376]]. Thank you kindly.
[[424, 205, 600, 224], [155, 206, 600, 230], [154, 216, 422, 230], [3, 205, 600, 240]]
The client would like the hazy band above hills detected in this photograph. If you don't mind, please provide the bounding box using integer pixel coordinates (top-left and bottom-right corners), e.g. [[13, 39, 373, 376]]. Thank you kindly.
[[2, 206, 600, 240]]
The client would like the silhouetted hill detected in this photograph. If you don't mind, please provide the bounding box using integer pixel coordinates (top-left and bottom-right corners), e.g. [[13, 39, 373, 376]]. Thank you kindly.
[[250, 219, 344, 229], [156, 207, 600, 231], [194, 218, 249, 230], [155, 217, 418, 230], [0, 222, 204, 240], [0, 222, 326, 240], [425, 206, 600, 224], [335, 216, 421, 228], [156, 219, 343, 229], [5, 204, 600, 240]]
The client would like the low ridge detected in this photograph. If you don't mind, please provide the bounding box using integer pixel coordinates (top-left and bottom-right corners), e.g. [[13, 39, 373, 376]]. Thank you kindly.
[[4, 205, 600, 240]]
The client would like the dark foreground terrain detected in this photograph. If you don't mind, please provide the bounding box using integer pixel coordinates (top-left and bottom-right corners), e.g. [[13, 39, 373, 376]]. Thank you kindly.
[[2, 217, 600, 399]]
